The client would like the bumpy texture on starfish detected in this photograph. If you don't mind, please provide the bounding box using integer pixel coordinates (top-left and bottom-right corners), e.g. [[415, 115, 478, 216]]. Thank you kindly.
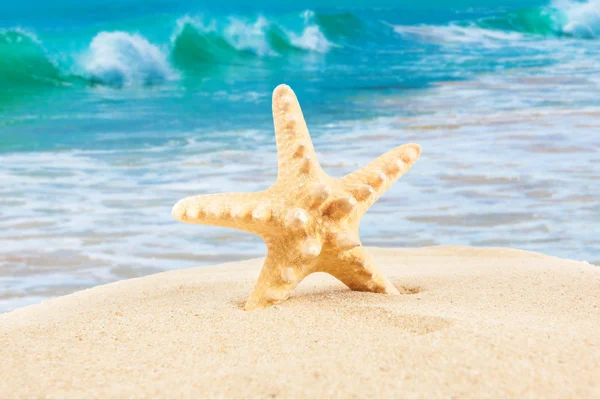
[[172, 84, 422, 310]]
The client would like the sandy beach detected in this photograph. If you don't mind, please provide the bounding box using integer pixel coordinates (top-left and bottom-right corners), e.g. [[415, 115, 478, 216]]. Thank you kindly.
[[3, 0, 600, 398], [1, 246, 598, 399]]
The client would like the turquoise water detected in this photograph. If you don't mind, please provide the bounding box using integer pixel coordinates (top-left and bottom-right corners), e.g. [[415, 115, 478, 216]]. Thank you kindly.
[[1, 0, 599, 311]]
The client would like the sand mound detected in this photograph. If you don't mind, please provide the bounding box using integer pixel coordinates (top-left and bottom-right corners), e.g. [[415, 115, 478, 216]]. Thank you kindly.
[[1, 246, 599, 399]]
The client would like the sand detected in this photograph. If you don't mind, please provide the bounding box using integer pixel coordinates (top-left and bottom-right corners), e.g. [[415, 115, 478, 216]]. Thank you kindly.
[[1, 246, 599, 399]]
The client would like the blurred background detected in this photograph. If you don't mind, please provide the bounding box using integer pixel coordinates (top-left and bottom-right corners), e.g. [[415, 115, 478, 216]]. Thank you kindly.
[[1, 0, 599, 312]]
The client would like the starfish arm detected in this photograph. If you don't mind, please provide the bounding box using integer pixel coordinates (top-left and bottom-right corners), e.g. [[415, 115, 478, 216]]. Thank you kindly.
[[244, 246, 312, 310], [317, 246, 399, 295], [171, 191, 281, 236], [272, 84, 324, 180], [340, 143, 422, 213]]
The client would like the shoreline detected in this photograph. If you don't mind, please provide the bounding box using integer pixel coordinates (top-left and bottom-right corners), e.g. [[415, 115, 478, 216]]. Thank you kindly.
[[1, 246, 599, 399]]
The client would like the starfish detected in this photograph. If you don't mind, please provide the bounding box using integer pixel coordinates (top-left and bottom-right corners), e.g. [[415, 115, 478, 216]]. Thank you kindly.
[[172, 84, 422, 310]]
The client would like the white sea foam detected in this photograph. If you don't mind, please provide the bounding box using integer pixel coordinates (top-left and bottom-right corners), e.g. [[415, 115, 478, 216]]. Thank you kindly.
[[393, 23, 527, 47], [82, 31, 176, 87], [288, 25, 333, 53], [289, 10, 334, 53], [224, 15, 275, 56], [171, 12, 333, 57], [553, 0, 600, 38], [394, 0, 600, 43]]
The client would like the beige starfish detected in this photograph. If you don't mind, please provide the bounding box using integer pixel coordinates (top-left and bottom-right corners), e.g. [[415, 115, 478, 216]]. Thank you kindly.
[[172, 84, 422, 310]]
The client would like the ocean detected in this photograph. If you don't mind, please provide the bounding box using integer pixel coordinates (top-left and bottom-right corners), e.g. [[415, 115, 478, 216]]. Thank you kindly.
[[1, 0, 599, 312]]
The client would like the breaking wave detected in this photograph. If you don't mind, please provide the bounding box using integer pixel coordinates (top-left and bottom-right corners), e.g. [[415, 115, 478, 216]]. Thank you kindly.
[[0, 29, 75, 88], [82, 32, 176, 87], [394, 0, 600, 45], [170, 13, 335, 68], [553, 0, 600, 38], [1, 11, 348, 90], [3, 1, 599, 91]]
